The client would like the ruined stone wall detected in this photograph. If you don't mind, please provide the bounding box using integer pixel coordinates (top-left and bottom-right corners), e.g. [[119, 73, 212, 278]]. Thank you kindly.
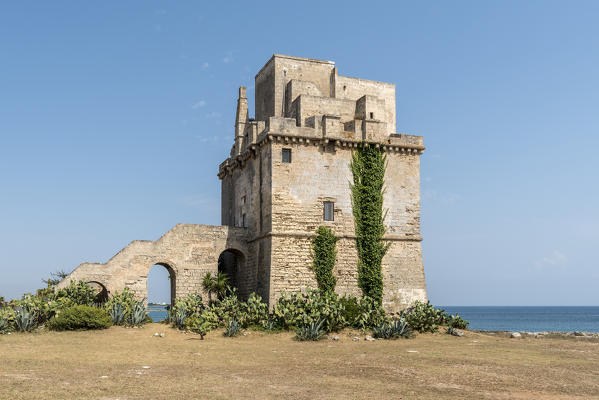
[[58, 224, 248, 303]]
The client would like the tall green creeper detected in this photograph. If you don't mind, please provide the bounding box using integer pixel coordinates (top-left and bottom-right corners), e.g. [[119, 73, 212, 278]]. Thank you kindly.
[[350, 144, 389, 305], [311, 226, 338, 293]]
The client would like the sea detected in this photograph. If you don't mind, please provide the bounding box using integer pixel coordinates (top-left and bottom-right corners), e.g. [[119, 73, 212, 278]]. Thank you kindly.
[[442, 306, 599, 333], [148, 305, 599, 332], [147, 306, 169, 322]]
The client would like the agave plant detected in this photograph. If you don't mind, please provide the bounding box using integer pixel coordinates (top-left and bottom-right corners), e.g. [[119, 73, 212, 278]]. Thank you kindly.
[[173, 308, 187, 329], [0, 317, 9, 333], [223, 318, 241, 337], [14, 305, 37, 332], [129, 301, 146, 326], [295, 319, 325, 341], [109, 303, 125, 325], [373, 318, 412, 339], [261, 319, 278, 331]]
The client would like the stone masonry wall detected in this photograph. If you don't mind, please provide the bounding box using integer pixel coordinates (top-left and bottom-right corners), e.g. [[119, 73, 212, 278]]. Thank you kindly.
[[58, 224, 248, 303], [268, 139, 427, 311]]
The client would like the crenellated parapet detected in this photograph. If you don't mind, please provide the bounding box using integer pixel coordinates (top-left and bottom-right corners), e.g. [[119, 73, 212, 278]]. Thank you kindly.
[[218, 115, 424, 179]]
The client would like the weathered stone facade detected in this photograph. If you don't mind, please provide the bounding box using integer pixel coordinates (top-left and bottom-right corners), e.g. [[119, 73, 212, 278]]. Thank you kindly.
[[60, 54, 427, 311]]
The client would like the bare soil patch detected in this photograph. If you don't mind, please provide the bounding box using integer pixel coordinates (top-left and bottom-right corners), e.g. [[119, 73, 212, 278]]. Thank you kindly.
[[1, 323, 598, 399]]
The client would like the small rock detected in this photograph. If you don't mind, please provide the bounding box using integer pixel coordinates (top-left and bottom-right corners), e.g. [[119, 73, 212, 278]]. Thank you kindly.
[[451, 329, 464, 337], [352, 337, 360, 341], [159, 333, 165, 338], [153, 332, 159, 337], [510, 332, 522, 338], [406, 350, 418, 353], [330, 335, 339, 341], [100, 376, 108, 379], [142, 366, 151, 369], [364, 335, 375, 342]]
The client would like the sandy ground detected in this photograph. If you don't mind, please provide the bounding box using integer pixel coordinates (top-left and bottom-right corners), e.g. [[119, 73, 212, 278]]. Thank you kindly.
[[1, 323, 598, 399]]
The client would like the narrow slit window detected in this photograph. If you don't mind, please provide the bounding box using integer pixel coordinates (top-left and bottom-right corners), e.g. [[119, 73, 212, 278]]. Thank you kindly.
[[323, 201, 334, 221], [369, 112, 374, 119], [242, 213, 247, 228], [282, 148, 292, 163]]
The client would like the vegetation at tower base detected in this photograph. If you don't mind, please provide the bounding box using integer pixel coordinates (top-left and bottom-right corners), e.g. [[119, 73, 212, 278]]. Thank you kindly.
[[0, 275, 467, 339], [350, 144, 390, 305], [104, 287, 147, 326], [47, 305, 112, 331], [202, 271, 230, 303], [311, 226, 339, 293]]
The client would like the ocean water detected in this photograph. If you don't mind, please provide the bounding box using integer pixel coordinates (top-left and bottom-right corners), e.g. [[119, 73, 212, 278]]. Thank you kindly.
[[442, 306, 599, 333], [148, 306, 169, 322], [148, 305, 599, 332]]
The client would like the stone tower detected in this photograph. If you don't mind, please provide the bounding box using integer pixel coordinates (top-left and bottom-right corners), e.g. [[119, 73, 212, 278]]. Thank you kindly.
[[218, 55, 427, 311], [59, 54, 427, 312]]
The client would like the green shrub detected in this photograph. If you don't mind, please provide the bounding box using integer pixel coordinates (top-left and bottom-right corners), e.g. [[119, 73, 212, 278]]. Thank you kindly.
[[224, 319, 241, 337], [170, 293, 204, 326], [185, 310, 218, 339], [311, 226, 338, 293], [350, 144, 389, 305], [242, 293, 269, 327], [209, 291, 244, 325], [447, 314, 469, 329], [372, 318, 412, 339], [54, 281, 97, 306], [104, 288, 136, 325], [273, 290, 346, 332], [402, 301, 448, 333], [47, 305, 112, 331], [352, 296, 388, 329], [0, 308, 14, 334], [295, 319, 325, 341]]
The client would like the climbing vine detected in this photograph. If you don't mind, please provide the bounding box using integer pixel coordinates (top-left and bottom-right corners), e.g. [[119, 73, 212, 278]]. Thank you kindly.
[[350, 144, 389, 305], [311, 226, 338, 293]]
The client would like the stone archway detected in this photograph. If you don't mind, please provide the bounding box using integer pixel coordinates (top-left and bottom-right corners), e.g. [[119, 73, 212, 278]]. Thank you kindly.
[[218, 248, 246, 297], [147, 262, 177, 306], [57, 224, 250, 304], [87, 281, 109, 303]]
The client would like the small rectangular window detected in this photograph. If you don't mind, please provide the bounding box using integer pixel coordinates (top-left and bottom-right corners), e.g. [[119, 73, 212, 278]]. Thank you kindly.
[[241, 195, 246, 204], [242, 213, 247, 228], [282, 148, 292, 163], [323, 201, 334, 221], [369, 112, 374, 119]]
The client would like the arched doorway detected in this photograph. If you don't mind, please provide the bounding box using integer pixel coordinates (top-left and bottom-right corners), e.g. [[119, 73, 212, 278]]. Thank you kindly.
[[218, 249, 245, 298], [147, 263, 176, 321], [87, 281, 108, 304]]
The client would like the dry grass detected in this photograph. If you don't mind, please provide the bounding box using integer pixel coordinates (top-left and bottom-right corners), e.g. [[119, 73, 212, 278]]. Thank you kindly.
[[1, 323, 598, 399]]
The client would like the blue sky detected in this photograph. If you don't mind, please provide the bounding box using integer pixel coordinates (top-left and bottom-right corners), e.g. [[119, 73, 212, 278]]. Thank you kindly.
[[1, 1, 597, 305]]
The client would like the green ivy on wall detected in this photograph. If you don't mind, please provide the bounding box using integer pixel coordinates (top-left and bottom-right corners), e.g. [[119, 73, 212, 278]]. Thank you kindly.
[[350, 144, 389, 305], [311, 226, 338, 293]]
